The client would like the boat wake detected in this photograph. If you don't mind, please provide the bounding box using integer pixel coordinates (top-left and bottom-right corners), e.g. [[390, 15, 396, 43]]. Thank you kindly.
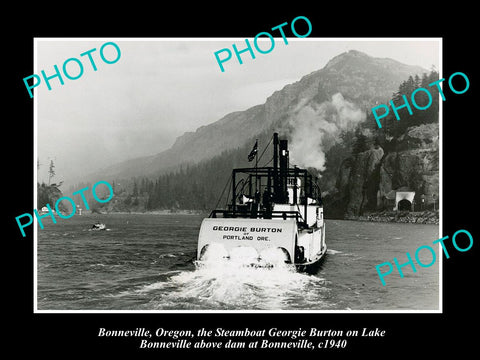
[[132, 246, 331, 310]]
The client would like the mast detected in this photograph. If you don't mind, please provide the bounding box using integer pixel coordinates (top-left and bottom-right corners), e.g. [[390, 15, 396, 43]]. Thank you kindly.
[[255, 138, 258, 193], [273, 133, 279, 203], [304, 170, 308, 223]]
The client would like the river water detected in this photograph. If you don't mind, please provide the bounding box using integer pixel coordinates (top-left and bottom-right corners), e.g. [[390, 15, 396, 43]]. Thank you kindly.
[[37, 214, 440, 311]]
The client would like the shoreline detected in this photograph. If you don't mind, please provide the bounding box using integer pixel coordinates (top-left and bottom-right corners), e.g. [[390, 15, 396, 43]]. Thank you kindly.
[[89, 209, 438, 224], [343, 210, 439, 225], [84, 210, 208, 216]]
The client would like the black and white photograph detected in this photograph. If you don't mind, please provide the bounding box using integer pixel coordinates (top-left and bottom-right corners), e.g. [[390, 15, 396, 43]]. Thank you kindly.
[[33, 38, 441, 312], [9, 8, 477, 356]]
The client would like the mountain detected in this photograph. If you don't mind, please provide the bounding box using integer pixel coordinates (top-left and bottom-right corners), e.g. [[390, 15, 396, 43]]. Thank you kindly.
[[87, 50, 427, 181], [77, 49, 439, 219]]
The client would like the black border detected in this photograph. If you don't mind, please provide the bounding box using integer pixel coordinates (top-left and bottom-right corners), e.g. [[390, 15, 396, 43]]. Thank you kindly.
[[10, 6, 477, 356]]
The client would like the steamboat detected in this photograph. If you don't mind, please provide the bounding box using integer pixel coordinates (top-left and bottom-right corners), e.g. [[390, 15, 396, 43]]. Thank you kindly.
[[197, 133, 327, 272]]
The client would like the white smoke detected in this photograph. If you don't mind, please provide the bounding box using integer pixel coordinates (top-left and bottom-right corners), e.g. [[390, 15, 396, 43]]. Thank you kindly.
[[286, 93, 366, 172]]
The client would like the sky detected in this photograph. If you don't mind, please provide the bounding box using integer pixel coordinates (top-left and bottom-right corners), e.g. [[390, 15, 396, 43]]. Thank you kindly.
[[35, 38, 440, 184]]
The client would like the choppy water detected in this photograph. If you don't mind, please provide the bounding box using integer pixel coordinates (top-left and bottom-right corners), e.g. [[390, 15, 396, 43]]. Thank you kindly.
[[37, 214, 440, 311]]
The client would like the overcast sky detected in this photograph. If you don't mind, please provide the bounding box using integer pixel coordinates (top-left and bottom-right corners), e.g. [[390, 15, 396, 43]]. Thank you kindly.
[[35, 38, 440, 184]]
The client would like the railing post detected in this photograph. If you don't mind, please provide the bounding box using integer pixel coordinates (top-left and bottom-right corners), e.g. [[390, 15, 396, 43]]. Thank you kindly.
[[232, 171, 236, 216]]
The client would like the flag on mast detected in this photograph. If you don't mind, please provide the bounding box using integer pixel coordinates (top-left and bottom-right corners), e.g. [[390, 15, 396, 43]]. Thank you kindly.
[[248, 140, 258, 162]]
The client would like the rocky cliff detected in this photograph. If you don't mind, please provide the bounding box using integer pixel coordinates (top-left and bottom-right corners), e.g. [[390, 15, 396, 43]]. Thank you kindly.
[[324, 123, 439, 219]]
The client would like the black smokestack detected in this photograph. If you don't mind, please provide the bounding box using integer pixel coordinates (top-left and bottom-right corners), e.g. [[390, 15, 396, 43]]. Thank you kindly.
[[279, 139, 289, 203]]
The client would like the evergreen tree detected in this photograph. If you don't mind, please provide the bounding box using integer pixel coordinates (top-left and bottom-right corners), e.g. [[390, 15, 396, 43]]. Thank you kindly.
[[384, 70, 439, 138], [352, 129, 368, 154], [132, 180, 138, 196], [48, 160, 55, 185], [414, 74, 421, 88]]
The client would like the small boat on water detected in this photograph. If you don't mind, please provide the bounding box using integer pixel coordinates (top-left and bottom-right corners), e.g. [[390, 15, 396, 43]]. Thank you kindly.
[[197, 133, 327, 272], [90, 222, 107, 231]]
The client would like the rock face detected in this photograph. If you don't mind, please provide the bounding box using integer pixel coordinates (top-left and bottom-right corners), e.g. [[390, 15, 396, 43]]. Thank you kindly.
[[345, 146, 384, 216], [326, 123, 439, 218], [378, 123, 439, 209]]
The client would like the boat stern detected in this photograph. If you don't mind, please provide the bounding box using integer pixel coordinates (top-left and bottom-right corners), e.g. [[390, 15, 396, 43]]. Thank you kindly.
[[197, 218, 298, 265]]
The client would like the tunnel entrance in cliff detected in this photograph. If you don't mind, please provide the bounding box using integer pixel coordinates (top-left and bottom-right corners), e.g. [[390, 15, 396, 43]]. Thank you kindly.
[[397, 199, 412, 211], [394, 190, 415, 211]]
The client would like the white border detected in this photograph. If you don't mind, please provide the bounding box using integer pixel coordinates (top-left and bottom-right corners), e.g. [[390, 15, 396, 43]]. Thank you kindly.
[[33, 38, 39, 312], [33, 37, 443, 314]]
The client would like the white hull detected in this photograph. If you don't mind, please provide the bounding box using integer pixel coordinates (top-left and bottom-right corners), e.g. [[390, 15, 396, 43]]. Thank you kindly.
[[196, 132, 327, 273]]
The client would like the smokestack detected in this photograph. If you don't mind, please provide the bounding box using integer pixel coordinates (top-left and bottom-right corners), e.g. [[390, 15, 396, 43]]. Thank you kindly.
[[273, 133, 279, 203], [279, 139, 289, 203]]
